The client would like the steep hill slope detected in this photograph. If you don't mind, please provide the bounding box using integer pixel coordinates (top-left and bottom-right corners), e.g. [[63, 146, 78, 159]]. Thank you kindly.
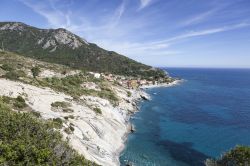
[[0, 22, 166, 78]]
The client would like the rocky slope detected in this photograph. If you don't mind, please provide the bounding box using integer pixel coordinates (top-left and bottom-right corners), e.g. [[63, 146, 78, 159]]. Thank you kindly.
[[0, 51, 149, 166]]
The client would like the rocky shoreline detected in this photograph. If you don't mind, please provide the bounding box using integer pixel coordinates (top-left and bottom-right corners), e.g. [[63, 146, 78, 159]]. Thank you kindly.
[[0, 78, 150, 166], [0, 74, 177, 166]]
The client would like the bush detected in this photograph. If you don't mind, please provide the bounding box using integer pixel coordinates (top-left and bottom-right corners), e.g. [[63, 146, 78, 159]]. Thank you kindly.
[[69, 125, 75, 132], [127, 91, 132, 97], [64, 115, 74, 120], [0, 98, 97, 165], [31, 66, 41, 78], [1, 96, 12, 104], [1, 64, 13, 71], [93, 107, 102, 114], [64, 125, 74, 134], [5, 70, 26, 80], [51, 101, 71, 108], [13, 96, 27, 109], [51, 118, 64, 129], [31, 111, 41, 118], [206, 146, 250, 166], [62, 108, 74, 113]]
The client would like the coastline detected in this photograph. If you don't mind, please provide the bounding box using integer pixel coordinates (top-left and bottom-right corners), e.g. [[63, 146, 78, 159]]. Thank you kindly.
[[0, 77, 179, 166], [117, 79, 181, 165], [140, 79, 183, 89]]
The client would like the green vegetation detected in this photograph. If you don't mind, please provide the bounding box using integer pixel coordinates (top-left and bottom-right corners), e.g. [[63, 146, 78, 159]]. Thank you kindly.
[[64, 125, 75, 135], [62, 108, 74, 113], [206, 146, 250, 166], [64, 115, 75, 120], [31, 66, 40, 78], [5, 70, 26, 80], [51, 118, 64, 129], [0, 22, 167, 79], [30, 111, 41, 118], [51, 101, 71, 108], [0, 51, 119, 104], [1, 63, 13, 71], [0, 97, 97, 165], [127, 91, 132, 97], [39, 75, 119, 104], [1, 95, 27, 109], [13, 96, 27, 109], [93, 107, 102, 114]]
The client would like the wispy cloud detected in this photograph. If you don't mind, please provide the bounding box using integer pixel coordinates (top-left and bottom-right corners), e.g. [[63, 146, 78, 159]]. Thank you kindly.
[[17, 0, 250, 67], [20, 0, 70, 28], [151, 22, 250, 45], [138, 0, 152, 10], [182, 9, 216, 26], [98, 22, 250, 60], [110, 0, 127, 27]]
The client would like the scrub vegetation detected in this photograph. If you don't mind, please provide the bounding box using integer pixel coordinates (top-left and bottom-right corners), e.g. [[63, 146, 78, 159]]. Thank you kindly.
[[0, 96, 98, 165]]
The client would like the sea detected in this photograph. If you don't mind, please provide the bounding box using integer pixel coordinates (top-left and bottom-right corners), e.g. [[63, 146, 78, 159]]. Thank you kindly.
[[120, 68, 250, 166]]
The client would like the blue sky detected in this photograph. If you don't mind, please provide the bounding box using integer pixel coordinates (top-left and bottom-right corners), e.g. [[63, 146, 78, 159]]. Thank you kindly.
[[0, 0, 250, 68]]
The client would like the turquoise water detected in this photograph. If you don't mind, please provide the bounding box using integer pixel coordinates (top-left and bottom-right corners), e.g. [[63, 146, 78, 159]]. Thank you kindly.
[[120, 68, 250, 166]]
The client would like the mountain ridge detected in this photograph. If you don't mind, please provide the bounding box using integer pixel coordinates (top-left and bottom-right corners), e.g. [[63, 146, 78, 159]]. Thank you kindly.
[[0, 22, 166, 78]]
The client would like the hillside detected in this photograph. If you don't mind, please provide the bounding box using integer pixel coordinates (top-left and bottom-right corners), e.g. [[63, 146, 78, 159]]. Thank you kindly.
[[0, 96, 98, 166], [0, 22, 166, 78], [0, 50, 151, 166]]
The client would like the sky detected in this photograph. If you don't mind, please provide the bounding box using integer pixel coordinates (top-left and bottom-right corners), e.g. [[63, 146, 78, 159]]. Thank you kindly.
[[0, 0, 250, 68]]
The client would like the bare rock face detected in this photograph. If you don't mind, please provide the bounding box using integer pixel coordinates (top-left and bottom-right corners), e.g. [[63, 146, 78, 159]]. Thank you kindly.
[[53, 29, 86, 49], [0, 22, 88, 50], [0, 22, 25, 31], [37, 28, 89, 50], [42, 39, 56, 49]]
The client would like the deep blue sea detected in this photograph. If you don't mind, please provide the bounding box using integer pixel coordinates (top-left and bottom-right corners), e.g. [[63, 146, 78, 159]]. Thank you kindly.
[[120, 68, 250, 166]]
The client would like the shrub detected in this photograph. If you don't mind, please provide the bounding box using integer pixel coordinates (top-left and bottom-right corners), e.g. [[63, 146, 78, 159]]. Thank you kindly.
[[64, 127, 72, 134], [93, 107, 102, 114], [5, 70, 26, 80], [68, 115, 75, 119], [51, 118, 64, 129], [1, 96, 12, 104], [127, 91, 132, 97], [1, 64, 13, 71], [16, 95, 25, 103], [13, 96, 27, 109], [206, 146, 250, 166], [31, 111, 41, 118], [69, 125, 75, 132], [0, 98, 97, 165], [64, 115, 74, 120], [62, 108, 74, 113], [31, 66, 41, 78], [64, 125, 74, 134], [51, 101, 71, 108]]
